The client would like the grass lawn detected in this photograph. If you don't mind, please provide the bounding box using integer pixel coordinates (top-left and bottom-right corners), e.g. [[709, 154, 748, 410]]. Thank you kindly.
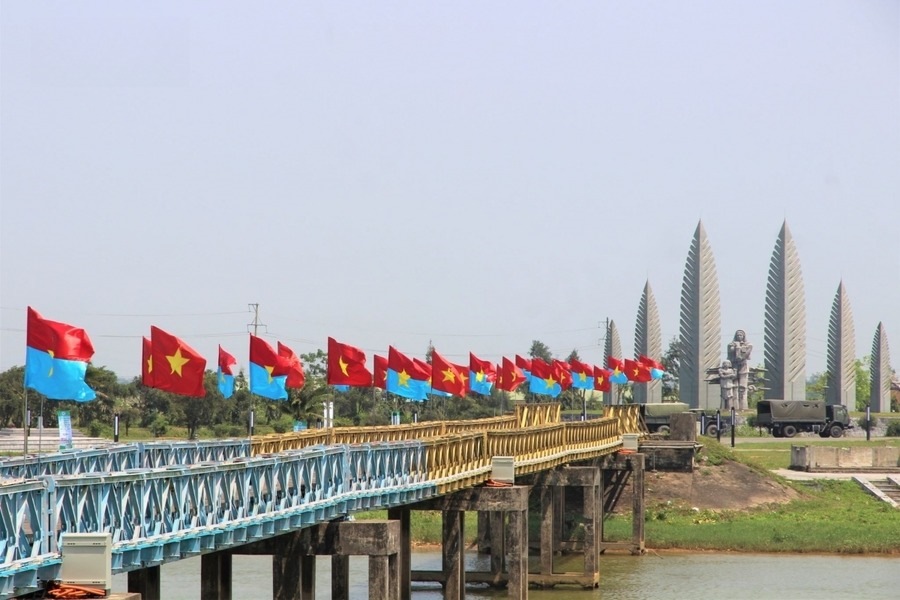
[[728, 438, 900, 470]]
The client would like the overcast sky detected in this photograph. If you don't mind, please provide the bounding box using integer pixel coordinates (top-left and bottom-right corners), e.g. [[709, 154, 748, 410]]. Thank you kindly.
[[1, 1, 898, 382]]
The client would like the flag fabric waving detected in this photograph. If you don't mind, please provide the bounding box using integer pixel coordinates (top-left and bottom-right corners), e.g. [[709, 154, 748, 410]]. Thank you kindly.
[[431, 350, 467, 397], [498, 357, 526, 392], [142, 337, 154, 387], [415, 357, 451, 397], [639, 355, 666, 380], [327, 337, 373, 387], [149, 326, 206, 397], [607, 357, 629, 384], [528, 358, 561, 397], [24, 307, 96, 401], [625, 358, 653, 383], [569, 359, 595, 390], [386, 346, 429, 401], [552, 360, 573, 391], [277, 342, 306, 389], [217, 345, 237, 399], [515, 355, 533, 378], [249, 335, 288, 400], [469, 353, 496, 395], [374, 355, 388, 390], [594, 366, 612, 392]]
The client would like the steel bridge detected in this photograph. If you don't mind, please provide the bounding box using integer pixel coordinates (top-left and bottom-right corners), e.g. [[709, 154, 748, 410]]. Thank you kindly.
[[0, 404, 642, 599]]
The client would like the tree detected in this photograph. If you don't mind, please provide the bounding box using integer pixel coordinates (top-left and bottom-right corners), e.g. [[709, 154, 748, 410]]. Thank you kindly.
[[806, 372, 827, 402], [565, 349, 580, 363], [0, 366, 26, 427], [855, 357, 871, 412], [529, 340, 552, 363], [660, 337, 680, 400]]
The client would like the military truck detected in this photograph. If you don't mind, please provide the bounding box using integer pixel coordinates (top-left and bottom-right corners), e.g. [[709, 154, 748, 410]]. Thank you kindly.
[[756, 400, 851, 438], [639, 402, 691, 434]]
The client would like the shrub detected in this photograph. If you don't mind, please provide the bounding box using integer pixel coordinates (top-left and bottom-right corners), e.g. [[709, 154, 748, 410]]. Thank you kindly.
[[885, 421, 900, 437], [150, 415, 169, 437], [87, 421, 112, 438]]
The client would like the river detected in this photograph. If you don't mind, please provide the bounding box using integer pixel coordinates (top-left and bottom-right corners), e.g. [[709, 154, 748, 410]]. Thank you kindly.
[[112, 550, 900, 599]]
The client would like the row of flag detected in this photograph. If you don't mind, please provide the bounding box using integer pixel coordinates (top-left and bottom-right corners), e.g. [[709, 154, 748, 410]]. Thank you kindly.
[[23, 307, 666, 403]]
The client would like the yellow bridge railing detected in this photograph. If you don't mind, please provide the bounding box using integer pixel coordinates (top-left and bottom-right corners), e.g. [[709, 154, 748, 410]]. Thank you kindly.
[[251, 403, 627, 494]]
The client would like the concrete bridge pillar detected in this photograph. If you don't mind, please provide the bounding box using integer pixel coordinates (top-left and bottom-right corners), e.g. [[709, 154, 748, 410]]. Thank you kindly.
[[127, 565, 160, 600], [597, 452, 646, 555], [200, 552, 232, 600], [408, 485, 530, 600], [235, 520, 401, 600], [531, 466, 601, 589]]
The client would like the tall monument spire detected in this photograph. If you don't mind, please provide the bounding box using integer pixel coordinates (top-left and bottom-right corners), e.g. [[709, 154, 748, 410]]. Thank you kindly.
[[870, 323, 892, 412], [825, 281, 856, 407], [678, 221, 721, 409], [764, 221, 806, 401], [634, 280, 662, 404]]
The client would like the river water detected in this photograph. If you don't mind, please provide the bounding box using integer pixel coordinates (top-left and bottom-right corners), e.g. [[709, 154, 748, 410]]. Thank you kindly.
[[112, 550, 900, 599]]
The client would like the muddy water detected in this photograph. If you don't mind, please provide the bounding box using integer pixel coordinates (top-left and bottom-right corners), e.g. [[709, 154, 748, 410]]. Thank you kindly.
[[112, 551, 899, 599]]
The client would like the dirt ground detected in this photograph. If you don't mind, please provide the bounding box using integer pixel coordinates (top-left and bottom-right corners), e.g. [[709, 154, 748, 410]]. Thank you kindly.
[[640, 460, 800, 511]]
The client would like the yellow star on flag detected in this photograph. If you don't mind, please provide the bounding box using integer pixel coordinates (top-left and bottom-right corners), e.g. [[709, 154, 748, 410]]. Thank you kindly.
[[578, 372, 587, 382], [339, 356, 350, 376], [265, 365, 275, 384], [441, 368, 456, 383], [544, 376, 557, 387], [398, 369, 411, 387], [47, 350, 55, 377], [147, 355, 153, 374], [475, 370, 485, 382], [166, 348, 191, 376]]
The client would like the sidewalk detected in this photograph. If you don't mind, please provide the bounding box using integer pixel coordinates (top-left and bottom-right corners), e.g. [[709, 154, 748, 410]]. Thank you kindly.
[[771, 468, 899, 481]]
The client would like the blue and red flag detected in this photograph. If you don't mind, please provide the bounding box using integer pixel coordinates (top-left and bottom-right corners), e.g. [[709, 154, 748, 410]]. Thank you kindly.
[[24, 307, 96, 401], [569, 359, 595, 390], [528, 358, 561, 397], [386, 346, 429, 401], [218, 345, 237, 399], [607, 357, 629, 384], [469, 353, 496, 395], [639, 355, 666, 380], [249, 335, 288, 400]]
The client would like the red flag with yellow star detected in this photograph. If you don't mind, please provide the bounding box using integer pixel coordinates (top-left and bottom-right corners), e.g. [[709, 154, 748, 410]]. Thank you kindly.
[[498, 357, 527, 392], [594, 366, 611, 392], [149, 326, 206, 397], [142, 337, 154, 386], [431, 350, 467, 397], [327, 337, 373, 387]]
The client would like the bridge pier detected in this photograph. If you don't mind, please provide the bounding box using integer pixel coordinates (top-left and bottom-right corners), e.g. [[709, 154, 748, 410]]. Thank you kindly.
[[409, 485, 530, 600], [530, 466, 601, 589], [597, 452, 646, 555], [127, 565, 160, 600], [233, 519, 401, 600]]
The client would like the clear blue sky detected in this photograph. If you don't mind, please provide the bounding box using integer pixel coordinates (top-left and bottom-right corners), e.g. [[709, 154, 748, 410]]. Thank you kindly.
[[1, 1, 898, 382]]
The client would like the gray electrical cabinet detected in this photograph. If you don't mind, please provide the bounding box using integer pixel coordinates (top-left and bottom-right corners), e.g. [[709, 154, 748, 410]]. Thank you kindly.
[[60, 532, 112, 593]]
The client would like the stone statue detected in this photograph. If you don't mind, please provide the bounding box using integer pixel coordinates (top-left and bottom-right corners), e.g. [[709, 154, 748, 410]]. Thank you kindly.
[[717, 360, 736, 409], [727, 329, 752, 410]]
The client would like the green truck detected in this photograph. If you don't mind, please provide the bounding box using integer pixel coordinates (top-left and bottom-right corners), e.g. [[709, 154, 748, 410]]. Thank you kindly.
[[756, 400, 851, 438], [639, 402, 691, 434]]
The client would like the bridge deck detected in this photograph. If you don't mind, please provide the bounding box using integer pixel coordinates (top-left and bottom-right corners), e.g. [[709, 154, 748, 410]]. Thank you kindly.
[[0, 404, 642, 599]]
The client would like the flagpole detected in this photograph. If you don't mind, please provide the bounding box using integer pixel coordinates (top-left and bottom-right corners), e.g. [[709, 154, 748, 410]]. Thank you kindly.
[[23, 388, 28, 455], [38, 394, 44, 459]]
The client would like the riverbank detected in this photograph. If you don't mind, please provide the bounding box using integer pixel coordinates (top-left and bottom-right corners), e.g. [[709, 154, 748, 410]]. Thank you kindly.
[[358, 439, 900, 555]]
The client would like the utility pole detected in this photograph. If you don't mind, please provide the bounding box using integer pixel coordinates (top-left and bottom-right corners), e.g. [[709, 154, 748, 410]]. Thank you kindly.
[[248, 303, 262, 336]]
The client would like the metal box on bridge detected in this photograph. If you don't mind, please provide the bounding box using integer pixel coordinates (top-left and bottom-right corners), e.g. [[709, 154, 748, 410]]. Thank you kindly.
[[491, 456, 515, 484], [60, 532, 112, 594]]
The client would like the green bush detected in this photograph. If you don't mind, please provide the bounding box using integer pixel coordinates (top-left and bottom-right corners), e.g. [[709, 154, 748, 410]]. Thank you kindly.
[[87, 421, 113, 438], [213, 424, 245, 438], [150, 415, 169, 437], [885, 421, 900, 437]]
